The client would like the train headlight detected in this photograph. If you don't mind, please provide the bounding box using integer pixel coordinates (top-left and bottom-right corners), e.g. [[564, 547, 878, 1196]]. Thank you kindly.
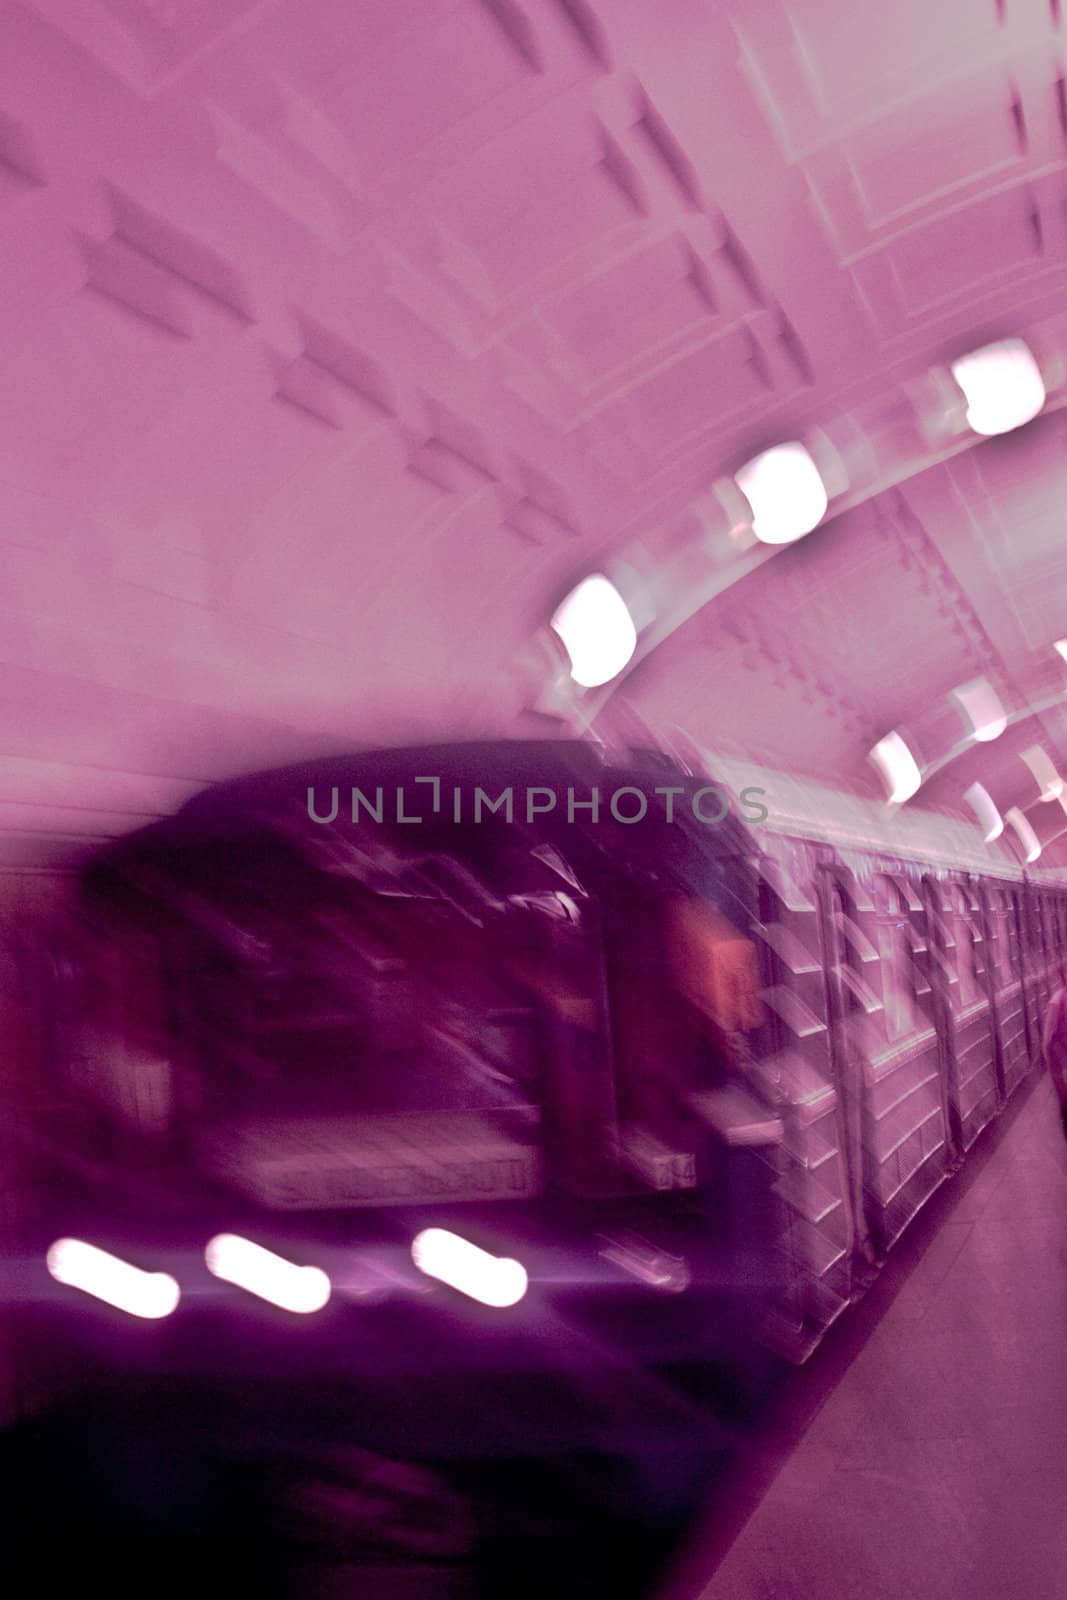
[[411, 1228, 528, 1308], [205, 1234, 331, 1314], [47, 1239, 180, 1319]]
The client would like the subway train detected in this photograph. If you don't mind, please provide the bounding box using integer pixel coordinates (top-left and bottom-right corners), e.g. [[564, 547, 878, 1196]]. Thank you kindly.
[[13, 735, 1067, 1595]]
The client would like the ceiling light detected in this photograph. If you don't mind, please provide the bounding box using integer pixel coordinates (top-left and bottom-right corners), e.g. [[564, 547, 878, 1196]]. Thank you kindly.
[[963, 782, 1004, 842], [1005, 806, 1041, 864], [46, 1239, 180, 1319], [950, 339, 1045, 437], [550, 574, 637, 689], [411, 1228, 527, 1308], [735, 442, 828, 545], [1021, 745, 1063, 802], [1054, 640, 1067, 668], [205, 1234, 331, 1314], [952, 677, 1007, 742], [870, 731, 922, 803]]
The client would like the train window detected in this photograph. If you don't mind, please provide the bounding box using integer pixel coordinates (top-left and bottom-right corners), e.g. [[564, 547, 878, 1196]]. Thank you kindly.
[[956, 917, 980, 1007], [609, 888, 759, 1161], [874, 872, 923, 916], [941, 885, 980, 1007], [106, 835, 606, 1207], [829, 878, 883, 1018], [69, 917, 174, 1137], [70, 803, 769, 1208], [985, 888, 1006, 987], [1009, 893, 1023, 977], [874, 877, 917, 1040]]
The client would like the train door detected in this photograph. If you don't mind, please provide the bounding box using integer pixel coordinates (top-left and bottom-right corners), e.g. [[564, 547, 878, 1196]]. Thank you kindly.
[[1040, 895, 1059, 1003], [985, 883, 1028, 1098], [63, 900, 175, 1160], [1015, 886, 1041, 1069], [920, 876, 962, 1163], [746, 845, 852, 1357], [1037, 892, 1051, 1008], [817, 866, 882, 1272], [940, 880, 999, 1151], [1030, 894, 1046, 1016], [865, 873, 946, 1253]]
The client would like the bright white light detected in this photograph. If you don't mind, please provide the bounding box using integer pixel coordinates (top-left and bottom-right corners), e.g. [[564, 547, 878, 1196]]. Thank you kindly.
[[950, 339, 1045, 437], [1055, 640, 1067, 669], [870, 731, 922, 803], [550, 574, 637, 689], [205, 1234, 331, 1314], [735, 442, 828, 546], [46, 1239, 179, 1320], [1005, 806, 1042, 864], [1021, 745, 1063, 802], [411, 1228, 528, 1308], [952, 678, 1007, 743], [963, 782, 1004, 842]]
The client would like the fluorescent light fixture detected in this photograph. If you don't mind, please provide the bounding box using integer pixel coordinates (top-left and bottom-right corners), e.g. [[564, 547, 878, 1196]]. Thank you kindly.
[[1055, 640, 1067, 668], [735, 442, 828, 545], [870, 730, 922, 803], [1021, 745, 1063, 802], [205, 1234, 330, 1314], [411, 1228, 527, 1308], [1005, 806, 1041, 864], [550, 574, 637, 689], [950, 339, 1045, 436], [46, 1239, 179, 1320], [963, 782, 1004, 842], [952, 678, 1007, 743]]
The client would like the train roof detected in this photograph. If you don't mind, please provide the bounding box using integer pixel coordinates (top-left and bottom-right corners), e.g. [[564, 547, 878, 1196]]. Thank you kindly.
[[80, 738, 754, 891]]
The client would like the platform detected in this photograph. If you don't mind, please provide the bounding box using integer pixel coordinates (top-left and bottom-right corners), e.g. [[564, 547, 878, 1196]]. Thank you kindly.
[[679, 1073, 1067, 1599]]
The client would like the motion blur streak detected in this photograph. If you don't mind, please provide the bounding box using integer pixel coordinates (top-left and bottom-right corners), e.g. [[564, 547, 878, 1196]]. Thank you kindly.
[[204, 1234, 331, 1314], [46, 1239, 180, 1319], [411, 1228, 528, 1308]]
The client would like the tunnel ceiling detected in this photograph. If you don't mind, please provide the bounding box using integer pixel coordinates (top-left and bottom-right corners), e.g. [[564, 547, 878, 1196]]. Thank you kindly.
[[3, 0, 1067, 866]]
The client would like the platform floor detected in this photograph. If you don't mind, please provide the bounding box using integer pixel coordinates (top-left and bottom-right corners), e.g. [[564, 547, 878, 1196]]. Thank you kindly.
[[691, 1073, 1067, 1600]]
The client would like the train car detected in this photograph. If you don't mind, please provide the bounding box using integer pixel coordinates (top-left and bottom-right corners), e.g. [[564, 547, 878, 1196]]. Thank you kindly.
[[14, 739, 815, 1596], [27, 742, 799, 1426], [28, 739, 1067, 1372], [17, 736, 1067, 1600], [678, 747, 1067, 1353]]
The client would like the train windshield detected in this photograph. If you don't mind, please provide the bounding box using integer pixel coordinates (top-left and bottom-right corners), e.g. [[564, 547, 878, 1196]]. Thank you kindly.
[[73, 811, 627, 1207], [67, 757, 760, 1210]]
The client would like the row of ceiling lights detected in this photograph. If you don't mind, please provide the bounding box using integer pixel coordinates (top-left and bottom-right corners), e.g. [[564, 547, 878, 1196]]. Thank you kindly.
[[548, 338, 1049, 691], [545, 337, 1062, 861], [870, 656, 1067, 863]]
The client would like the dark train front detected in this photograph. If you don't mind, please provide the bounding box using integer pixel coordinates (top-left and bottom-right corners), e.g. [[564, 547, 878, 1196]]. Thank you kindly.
[[17, 740, 790, 1596], [12, 737, 1067, 1596]]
